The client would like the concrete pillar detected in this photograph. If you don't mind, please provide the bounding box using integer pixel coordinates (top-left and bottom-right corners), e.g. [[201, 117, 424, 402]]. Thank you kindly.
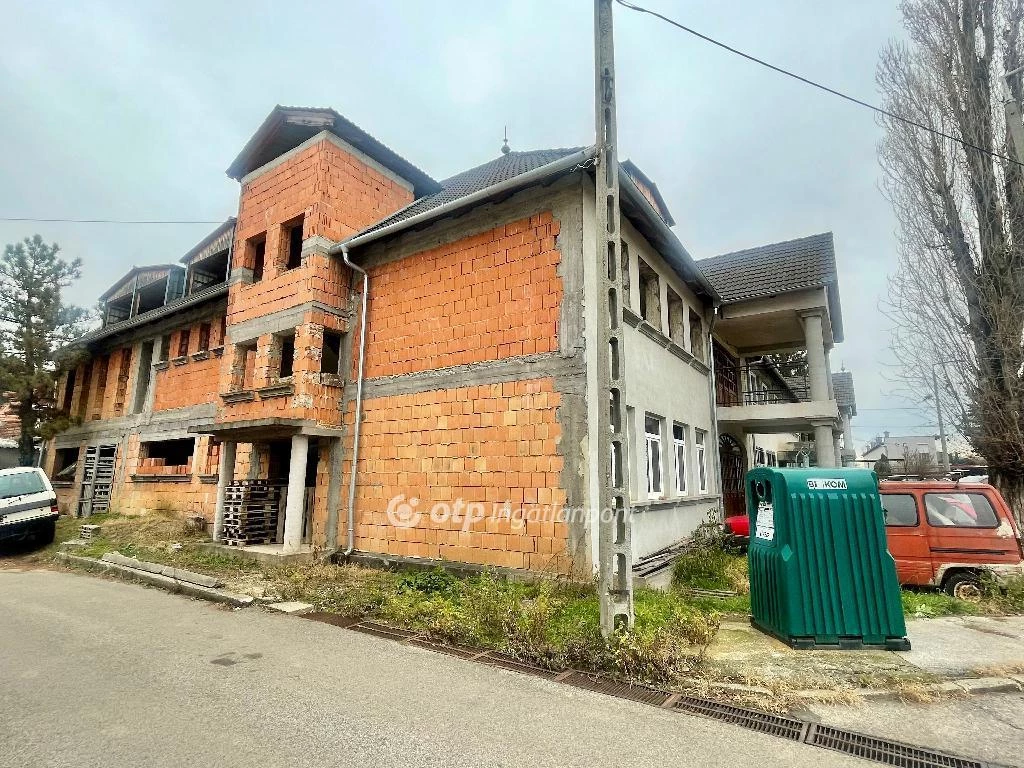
[[841, 410, 855, 466], [801, 311, 830, 402], [832, 431, 843, 468], [213, 441, 236, 542], [812, 421, 836, 468], [282, 434, 308, 553]]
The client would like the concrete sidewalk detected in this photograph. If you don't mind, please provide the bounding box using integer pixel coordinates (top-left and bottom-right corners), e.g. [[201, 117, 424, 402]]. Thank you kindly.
[[898, 615, 1024, 676], [706, 615, 1024, 692]]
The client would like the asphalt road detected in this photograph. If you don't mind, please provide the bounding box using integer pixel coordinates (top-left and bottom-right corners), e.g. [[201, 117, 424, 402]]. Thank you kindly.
[[0, 568, 871, 768]]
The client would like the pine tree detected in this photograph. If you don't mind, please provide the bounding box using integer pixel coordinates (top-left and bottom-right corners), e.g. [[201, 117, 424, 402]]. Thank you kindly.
[[0, 236, 89, 465]]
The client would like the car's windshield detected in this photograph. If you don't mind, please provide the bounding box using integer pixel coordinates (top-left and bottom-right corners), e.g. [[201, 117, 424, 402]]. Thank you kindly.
[[0, 471, 47, 500]]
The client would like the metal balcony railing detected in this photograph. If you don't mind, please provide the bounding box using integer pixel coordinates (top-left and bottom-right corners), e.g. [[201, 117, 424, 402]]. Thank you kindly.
[[715, 361, 808, 407]]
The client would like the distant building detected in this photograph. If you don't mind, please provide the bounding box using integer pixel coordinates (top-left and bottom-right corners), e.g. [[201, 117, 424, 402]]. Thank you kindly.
[[860, 431, 942, 467]]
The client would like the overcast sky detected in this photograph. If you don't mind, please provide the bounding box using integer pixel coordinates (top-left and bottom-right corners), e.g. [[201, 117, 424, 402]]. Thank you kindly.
[[0, 0, 939, 451]]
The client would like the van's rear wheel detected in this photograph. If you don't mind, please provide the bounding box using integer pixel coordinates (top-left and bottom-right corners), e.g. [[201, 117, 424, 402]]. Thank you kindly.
[[944, 572, 983, 602]]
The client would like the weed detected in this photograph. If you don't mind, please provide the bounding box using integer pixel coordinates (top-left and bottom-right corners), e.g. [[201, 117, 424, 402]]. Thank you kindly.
[[901, 589, 979, 618]]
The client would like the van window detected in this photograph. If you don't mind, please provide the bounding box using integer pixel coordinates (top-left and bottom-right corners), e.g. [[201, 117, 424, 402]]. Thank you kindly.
[[882, 494, 918, 526], [0, 470, 47, 500], [924, 493, 999, 528]]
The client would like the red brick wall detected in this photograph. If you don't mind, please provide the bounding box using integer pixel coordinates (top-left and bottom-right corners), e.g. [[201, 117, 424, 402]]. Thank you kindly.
[[228, 137, 413, 328], [151, 315, 226, 412], [345, 378, 570, 571], [360, 212, 561, 379]]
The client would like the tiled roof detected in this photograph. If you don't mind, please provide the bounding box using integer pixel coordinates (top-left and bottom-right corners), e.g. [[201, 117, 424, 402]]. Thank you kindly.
[[355, 148, 585, 237], [697, 232, 836, 303], [832, 370, 857, 414]]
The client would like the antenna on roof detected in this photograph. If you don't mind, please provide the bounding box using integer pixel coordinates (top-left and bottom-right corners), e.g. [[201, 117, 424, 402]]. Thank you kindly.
[[501, 126, 511, 155]]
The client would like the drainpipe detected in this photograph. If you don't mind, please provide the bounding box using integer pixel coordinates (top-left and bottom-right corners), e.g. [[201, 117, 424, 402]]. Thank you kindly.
[[340, 244, 368, 557], [706, 308, 723, 517]]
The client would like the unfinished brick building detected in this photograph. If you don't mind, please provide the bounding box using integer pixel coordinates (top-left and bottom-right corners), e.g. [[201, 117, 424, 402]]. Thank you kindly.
[[49, 105, 850, 575]]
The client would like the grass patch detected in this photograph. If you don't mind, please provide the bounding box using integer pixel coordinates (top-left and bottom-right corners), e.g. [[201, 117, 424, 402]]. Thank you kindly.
[[42, 513, 725, 685], [901, 589, 981, 618]]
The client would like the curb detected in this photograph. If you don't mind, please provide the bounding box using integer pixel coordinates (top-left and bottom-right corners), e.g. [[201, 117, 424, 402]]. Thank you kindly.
[[55, 553, 254, 608], [51, 554, 1024, 703]]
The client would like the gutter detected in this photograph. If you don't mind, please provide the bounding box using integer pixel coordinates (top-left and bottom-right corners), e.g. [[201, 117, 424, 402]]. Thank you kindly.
[[339, 245, 368, 557], [617, 168, 720, 302], [328, 147, 596, 256]]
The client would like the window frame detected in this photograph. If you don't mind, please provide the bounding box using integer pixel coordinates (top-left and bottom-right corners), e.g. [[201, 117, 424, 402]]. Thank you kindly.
[[695, 429, 708, 494], [644, 414, 664, 499], [672, 422, 687, 495], [881, 493, 920, 527], [923, 492, 1000, 529]]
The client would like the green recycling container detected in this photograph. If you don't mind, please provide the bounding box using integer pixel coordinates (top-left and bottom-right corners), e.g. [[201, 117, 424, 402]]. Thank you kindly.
[[746, 467, 910, 650]]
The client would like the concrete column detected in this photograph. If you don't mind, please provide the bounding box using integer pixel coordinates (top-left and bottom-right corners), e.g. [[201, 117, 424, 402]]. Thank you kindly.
[[282, 434, 309, 553], [801, 311, 830, 402], [841, 410, 855, 466], [812, 421, 836, 468], [213, 441, 236, 542], [832, 431, 843, 468]]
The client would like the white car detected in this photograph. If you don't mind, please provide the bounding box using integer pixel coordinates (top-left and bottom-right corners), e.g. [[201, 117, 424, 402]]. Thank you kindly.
[[0, 467, 59, 548]]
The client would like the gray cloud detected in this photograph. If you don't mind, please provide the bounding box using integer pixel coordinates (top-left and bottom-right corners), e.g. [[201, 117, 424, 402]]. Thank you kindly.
[[0, 0, 928, 451]]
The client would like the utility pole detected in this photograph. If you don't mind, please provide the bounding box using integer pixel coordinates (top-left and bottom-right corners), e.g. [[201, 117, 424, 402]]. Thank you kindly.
[[594, 0, 634, 635], [932, 367, 951, 476]]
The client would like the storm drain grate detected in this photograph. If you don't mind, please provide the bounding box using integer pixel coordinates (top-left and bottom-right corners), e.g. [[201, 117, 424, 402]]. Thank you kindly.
[[407, 638, 480, 660], [673, 696, 807, 741], [302, 612, 361, 629], [563, 672, 669, 706], [348, 621, 418, 641], [478, 653, 560, 680], [807, 725, 987, 768], [301, 615, 1000, 768]]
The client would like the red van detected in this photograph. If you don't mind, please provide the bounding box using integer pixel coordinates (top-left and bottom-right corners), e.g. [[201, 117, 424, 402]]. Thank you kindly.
[[722, 481, 1024, 600], [879, 481, 1024, 600]]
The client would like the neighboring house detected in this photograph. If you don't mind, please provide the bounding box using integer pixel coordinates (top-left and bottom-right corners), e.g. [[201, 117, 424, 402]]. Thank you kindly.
[[48, 105, 853, 574], [860, 431, 941, 467], [697, 234, 852, 517]]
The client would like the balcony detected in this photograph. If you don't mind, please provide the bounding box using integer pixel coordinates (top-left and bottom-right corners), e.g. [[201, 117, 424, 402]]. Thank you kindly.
[[715, 360, 837, 432]]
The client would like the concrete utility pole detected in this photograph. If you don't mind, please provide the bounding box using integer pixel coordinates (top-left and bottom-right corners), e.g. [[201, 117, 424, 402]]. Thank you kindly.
[[932, 367, 951, 476], [594, 0, 634, 635]]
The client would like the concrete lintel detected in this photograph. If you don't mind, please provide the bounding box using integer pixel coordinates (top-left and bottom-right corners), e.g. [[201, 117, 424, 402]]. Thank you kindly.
[[349, 353, 586, 401], [227, 301, 350, 345], [54, 404, 217, 446]]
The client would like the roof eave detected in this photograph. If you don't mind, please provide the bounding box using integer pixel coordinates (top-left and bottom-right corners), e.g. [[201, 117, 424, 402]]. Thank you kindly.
[[98, 264, 183, 302], [618, 167, 720, 303], [337, 147, 598, 254]]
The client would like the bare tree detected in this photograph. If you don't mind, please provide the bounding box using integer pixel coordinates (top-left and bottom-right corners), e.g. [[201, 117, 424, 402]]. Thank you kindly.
[[879, 0, 1024, 523]]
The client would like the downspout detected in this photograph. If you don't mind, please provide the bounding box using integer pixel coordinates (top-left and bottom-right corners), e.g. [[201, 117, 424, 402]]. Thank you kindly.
[[340, 244, 368, 556], [706, 307, 723, 518]]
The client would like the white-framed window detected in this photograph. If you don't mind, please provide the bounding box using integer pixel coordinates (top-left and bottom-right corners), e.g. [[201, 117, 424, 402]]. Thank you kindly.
[[645, 414, 664, 498], [695, 429, 708, 494], [673, 423, 687, 494], [754, 446, 767, 466]]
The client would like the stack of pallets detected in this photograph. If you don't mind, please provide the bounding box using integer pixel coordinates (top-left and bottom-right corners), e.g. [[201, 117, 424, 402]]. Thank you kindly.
[[222, 480, 281, 546]]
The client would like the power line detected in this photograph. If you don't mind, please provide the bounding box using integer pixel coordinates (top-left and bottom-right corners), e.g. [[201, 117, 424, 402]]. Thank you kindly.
[[0, 217, 223, 225], [614, 0, 1024, 169]]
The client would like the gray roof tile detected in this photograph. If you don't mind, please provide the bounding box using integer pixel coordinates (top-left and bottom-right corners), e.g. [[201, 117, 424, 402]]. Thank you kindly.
[[832, 370, 857, 414], [355, 148, 584, 237], [697, 232, 837, 303]]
